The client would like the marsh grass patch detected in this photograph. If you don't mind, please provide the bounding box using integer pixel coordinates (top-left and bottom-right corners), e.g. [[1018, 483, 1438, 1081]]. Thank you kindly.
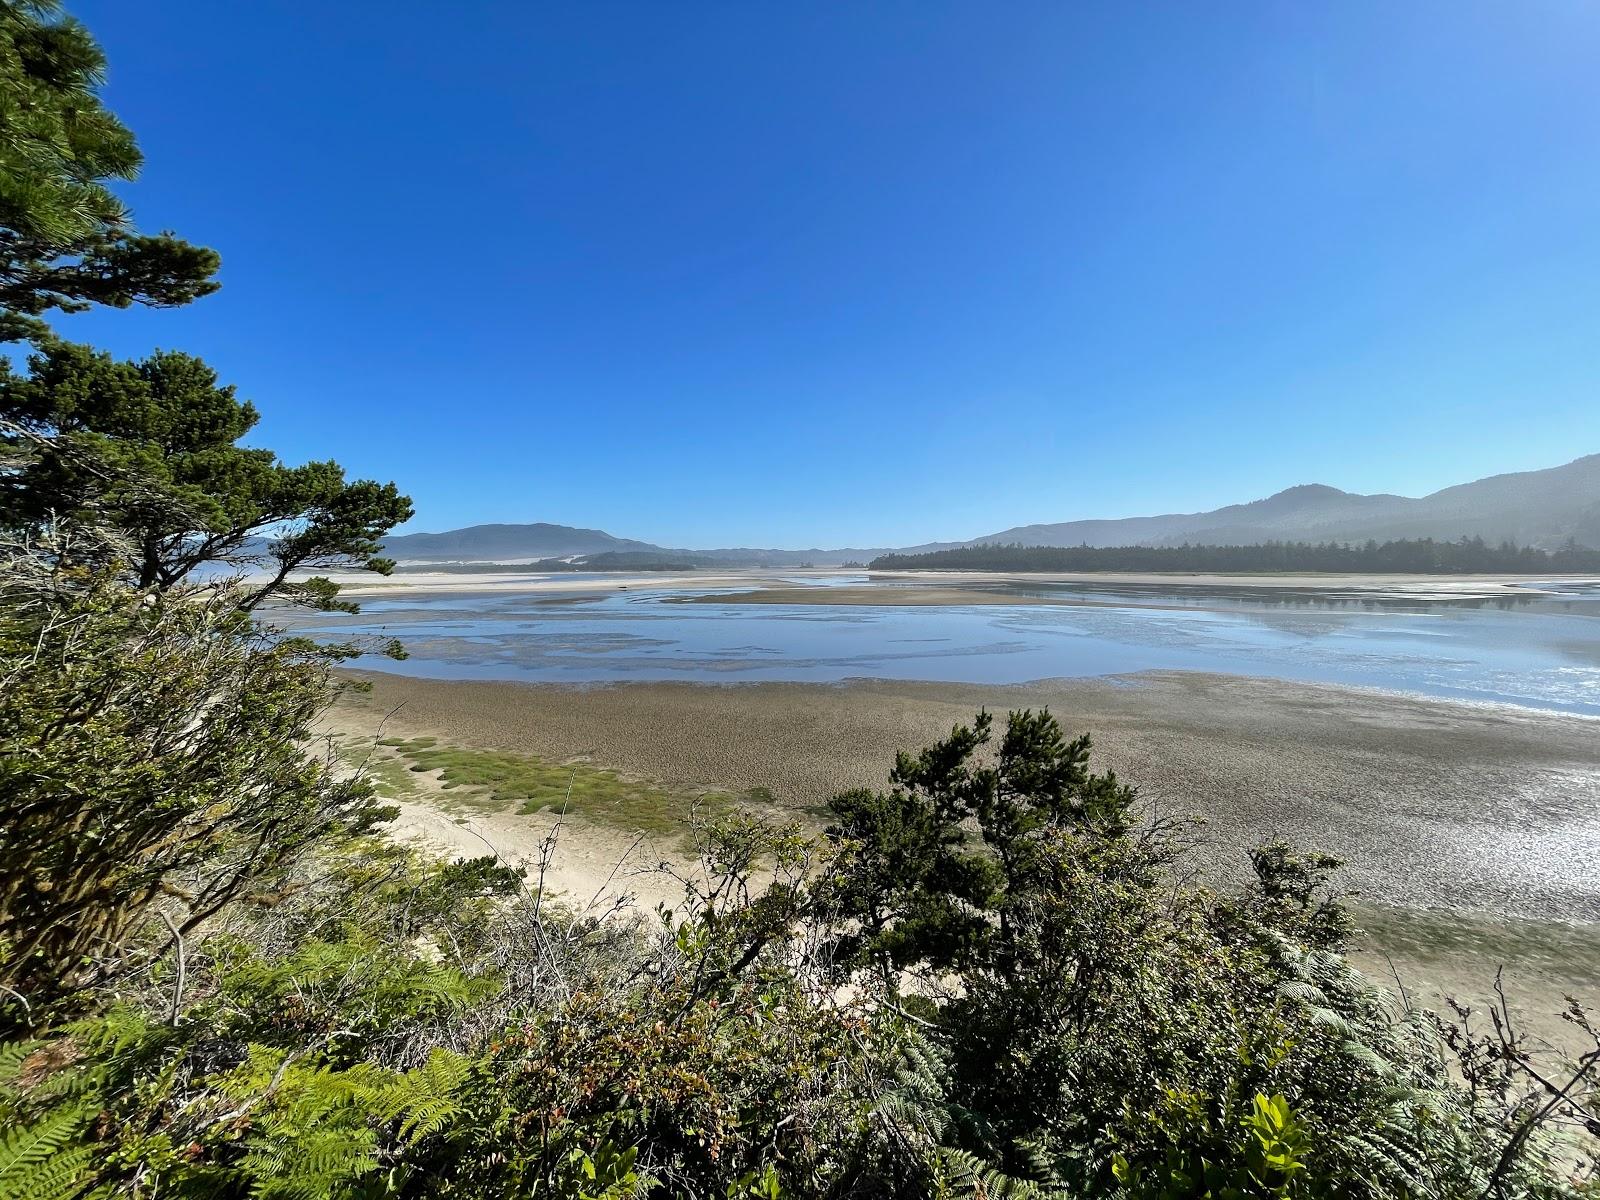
[[346, 735, 744, 841], [1354, 902, 1600, 988]]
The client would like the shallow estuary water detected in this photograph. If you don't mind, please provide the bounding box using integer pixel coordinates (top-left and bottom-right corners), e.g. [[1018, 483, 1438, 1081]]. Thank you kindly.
[[290, 574, 1600, 717]]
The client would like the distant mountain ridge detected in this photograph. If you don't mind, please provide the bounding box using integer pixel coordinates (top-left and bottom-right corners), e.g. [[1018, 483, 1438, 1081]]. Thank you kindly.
[[977, 454, 1600, 550], [380, 523, 659, 561], [381, 453, 1600, 564], [381, 522, 893, 567]]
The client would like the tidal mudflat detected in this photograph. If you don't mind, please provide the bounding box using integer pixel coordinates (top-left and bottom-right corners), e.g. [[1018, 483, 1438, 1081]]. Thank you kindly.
[[328, 667, 1600, 1053], [332, 667, 1600, 923]]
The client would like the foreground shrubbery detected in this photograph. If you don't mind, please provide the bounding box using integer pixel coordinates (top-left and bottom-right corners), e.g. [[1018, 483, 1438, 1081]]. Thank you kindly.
[[3, 550, 1598, 1198]]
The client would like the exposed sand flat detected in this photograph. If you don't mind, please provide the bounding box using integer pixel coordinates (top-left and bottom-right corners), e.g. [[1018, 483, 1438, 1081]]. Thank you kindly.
[[679, 585, 1062, 606], [320, 567, 1598, 602], [332, 669, 1600, 924], [335, 570, 769, 598], [679, 581, 1573, 608], [327, 669, 1600, 1054]]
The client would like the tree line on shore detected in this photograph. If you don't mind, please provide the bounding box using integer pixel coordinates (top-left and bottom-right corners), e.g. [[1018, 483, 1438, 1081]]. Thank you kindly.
[[3, 4, 1598, 1197], [869, 537, 1600, 574]]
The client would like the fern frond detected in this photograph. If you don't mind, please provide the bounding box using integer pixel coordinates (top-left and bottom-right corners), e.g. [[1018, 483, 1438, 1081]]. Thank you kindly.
[[0, 1104, 92, 1200], [1339, 1039, 1393, 1076], [377, 1048, 470, 1143], [936, 1146, 1050, 1198], [1273, 980, 1326, 1005]]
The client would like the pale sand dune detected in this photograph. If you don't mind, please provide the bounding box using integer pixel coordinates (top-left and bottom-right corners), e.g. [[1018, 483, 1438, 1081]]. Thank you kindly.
[[333, 569, 790, 598]]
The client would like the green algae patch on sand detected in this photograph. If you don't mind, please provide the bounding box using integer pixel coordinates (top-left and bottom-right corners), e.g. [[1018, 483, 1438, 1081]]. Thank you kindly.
[[1352, 902, 1600, 989], [355, 735, 739, 841]]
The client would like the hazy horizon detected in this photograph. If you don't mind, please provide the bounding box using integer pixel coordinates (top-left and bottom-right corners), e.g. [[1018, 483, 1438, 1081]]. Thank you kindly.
[[58, 1, 1600, 546]]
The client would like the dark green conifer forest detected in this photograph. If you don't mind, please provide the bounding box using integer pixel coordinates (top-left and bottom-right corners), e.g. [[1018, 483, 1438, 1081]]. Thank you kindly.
[[869, 539, 1600, 574], [2, 4, 1597, 1197]]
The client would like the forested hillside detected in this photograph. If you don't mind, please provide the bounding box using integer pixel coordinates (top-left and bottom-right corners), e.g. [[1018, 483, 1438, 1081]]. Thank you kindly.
[[970, 460, 1600, 552], [871, 537, 1600, 574]]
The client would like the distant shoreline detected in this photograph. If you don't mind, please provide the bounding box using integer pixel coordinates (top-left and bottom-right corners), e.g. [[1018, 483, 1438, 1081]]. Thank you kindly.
[[330, 565, 1598, 601], [684, 570, 1599, 607]]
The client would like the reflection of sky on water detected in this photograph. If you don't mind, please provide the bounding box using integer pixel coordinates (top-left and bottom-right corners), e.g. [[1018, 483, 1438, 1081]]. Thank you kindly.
[[281, 578, 1600, 715]]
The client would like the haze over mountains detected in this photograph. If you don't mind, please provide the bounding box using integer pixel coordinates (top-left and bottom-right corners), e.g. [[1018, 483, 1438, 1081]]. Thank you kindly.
[[376, 523, 661, 561], [383, 453, 1600, 566]]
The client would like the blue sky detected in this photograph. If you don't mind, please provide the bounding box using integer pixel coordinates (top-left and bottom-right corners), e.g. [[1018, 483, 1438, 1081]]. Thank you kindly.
[[60, 2, 1600, 547]]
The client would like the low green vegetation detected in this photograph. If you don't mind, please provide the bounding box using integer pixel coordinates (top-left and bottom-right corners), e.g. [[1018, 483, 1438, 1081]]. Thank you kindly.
[[361, 735, 736, 837], [1353, 904, 1600, 989], [336, 741, 430, 803], [387, 736, 651, 812], [870, 536, 1600, 574]]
